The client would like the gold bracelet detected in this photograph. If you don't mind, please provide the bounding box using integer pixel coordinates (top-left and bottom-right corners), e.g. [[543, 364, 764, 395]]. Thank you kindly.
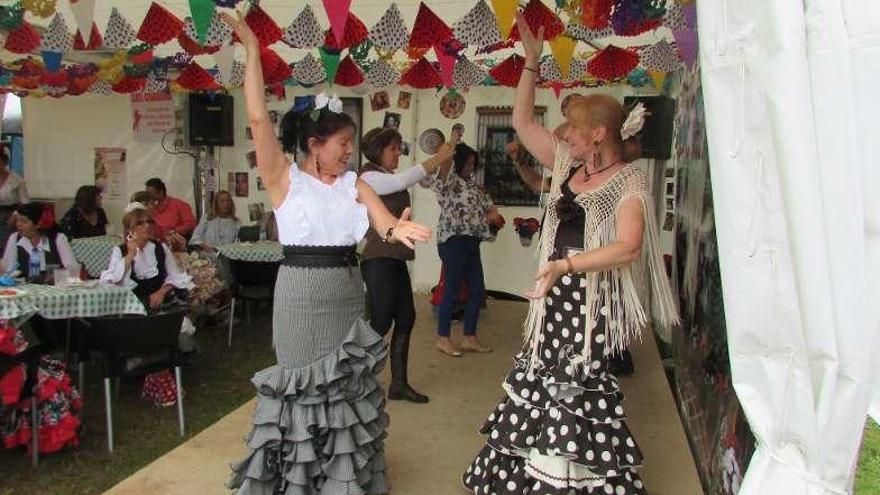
[[523, 66, 538, 73]]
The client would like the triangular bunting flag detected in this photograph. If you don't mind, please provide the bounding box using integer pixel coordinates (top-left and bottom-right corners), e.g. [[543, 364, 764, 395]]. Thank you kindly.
[[260, 47, 292, 86], [453, 57, 487, 90], [550, 82, 563, 98], [175, 62, 220, 91], [548, 35, 576, 79], [213, 44, 235, 86], [453, 0, 501, 49], [365, 59, 399, 89], [566, 22, 613, 43], [69, 0, 97, 46], [323, 0, 353, 47], [73, 23, 102, 50], [409, 3, 453, 50], [319, 47, 342, 86], [540, 56, 562, 82], [42, 13, 73, 53], [522, 0, 565, 40], [335, 56, 364, 87], [188, 0, 215, 45], [112, 75, 147, 94], [284, 5, 324, 49], [90, 79, 113, 95], [294, 53, 327, 86], [434, 45, 457, 89], [587, 45, 640, 80], [227, 61, 245, 88], [137, 3, 184, 46], [369, 3, 409, 52], [490, 0, 517, 40], [322, 13, 368, 51], [640, 40, 682, 72], [184, 13, 232, 48], [401, 57, 442, 89], [673, 29, 698, 68], [245, 5, 282, 47], [104, 7, 136, 49], [489, 54, 525, 87], [648, 70, 667, 90]]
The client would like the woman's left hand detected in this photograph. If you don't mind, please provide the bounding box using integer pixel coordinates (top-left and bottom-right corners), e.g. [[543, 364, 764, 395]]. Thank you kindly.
[[524, 260, 567, 300], [148, 289, 167, 309], [391, 207, 432, 248]]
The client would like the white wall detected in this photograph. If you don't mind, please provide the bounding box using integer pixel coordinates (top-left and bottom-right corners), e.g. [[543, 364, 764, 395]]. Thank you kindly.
[[22, 84, 657, 296]]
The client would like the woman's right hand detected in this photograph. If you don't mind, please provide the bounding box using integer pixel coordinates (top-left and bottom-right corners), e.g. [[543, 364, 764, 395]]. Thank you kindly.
[[220, 11, 259, 53], [124, 234, 139, 261], [506, 140, 520, 161], [516, 11, 545, 62]]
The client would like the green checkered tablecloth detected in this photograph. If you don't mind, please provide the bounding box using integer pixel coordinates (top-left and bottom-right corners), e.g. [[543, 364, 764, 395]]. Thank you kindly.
[[71, 235, 122, 278], [0, 284, 145, 321], [218, 242, 283, 262]]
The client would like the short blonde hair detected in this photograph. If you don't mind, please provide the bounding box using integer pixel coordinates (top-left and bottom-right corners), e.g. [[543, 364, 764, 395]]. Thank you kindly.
[[122, 208, 153, 234]]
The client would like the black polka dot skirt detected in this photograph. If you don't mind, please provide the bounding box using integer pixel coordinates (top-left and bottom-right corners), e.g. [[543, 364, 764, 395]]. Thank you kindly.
[[462, 273, 647, 495]]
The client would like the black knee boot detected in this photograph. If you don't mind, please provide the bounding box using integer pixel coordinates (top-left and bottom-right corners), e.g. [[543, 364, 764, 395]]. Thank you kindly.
[[387, 331, 429, 403]]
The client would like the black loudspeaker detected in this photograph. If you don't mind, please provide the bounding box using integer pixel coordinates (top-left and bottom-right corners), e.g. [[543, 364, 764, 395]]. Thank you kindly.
[[623, 95, 675, 160], [188, 93, 234, 146]]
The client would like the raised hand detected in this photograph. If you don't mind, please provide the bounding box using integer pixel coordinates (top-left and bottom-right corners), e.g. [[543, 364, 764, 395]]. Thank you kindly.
[[391, 207, 432, 249], [220, 11, 259, 53], [516, 11, 545, 62]]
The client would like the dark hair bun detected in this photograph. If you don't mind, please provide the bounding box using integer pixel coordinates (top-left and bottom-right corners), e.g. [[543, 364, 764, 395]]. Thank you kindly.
[[280, 103, 356, 155]]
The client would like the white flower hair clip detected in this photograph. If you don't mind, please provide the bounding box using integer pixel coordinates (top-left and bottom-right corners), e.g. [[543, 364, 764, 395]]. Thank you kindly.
[[310, 91, 343, 121], [620, 101, 647, 141], [124, 202, 146, 214]]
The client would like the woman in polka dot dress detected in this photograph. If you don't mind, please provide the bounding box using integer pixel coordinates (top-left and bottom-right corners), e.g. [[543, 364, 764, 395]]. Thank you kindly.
[[462, 13, 679, 495]]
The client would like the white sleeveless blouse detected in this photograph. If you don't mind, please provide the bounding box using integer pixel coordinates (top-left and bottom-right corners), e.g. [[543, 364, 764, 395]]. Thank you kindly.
[[273, 162, 369, 246]]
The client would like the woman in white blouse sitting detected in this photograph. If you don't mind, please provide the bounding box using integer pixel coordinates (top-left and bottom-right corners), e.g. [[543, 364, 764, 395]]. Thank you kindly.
[[0, 148, 29, 250], [100, 204, 193, 309], [1, 203, 76, 278], [190, 190, 240, 251]]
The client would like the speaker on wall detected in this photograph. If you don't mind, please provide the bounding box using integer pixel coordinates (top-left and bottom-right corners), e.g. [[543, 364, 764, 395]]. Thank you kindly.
[[623, 95, 675, 160], [188, 93, 234, 146]]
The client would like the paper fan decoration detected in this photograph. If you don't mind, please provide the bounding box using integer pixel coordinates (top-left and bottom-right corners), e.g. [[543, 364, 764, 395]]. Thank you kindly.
[[22, 0, 57, 19], [611, 0, 662, 36], [283, 5, 324, 49], [137, 2, 184, 46], [89, 79, 113, 95], [489, 54, 525, 87], [4, 23, 42, 54], [294, 53, 326, 85], [175, 62, 220, 91], [409, 3, 453, 50], [541, 56, 588, 83], [453, 0, 501, 49], [260, 46, 292, 86], [453, 57, 487, 90], [401, 57, 442, 89], [626, 67, 651, 87], [144, 70, 168, 93], [566, 22, 613, 43], [112, 75, 146, 94], [244, 5, 282, 47], [581, 0, 613, 29], [587, 45, 639, 80], [365, 59, 399, 89], [334, 55, 364, 87], [226, 61, 246, 87], [369, 3, 409, 52], [640, 40, 682, 72], [67, 64, 97, 95], [42, 13, 73, 52], [522, 0, 565, 40], [104, 7, 136, 49], [323, 13, 368, 51], [184, 13, 232, 47], [73, 24, 103, 50]]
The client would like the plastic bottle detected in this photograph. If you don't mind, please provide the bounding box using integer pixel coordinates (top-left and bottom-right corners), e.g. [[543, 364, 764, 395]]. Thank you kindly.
[[259, 221, 267, 241], [28, 250, 41, 282]]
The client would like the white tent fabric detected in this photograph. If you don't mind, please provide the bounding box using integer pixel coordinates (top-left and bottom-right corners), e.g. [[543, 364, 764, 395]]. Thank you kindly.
[[696, 1, 880, 493]]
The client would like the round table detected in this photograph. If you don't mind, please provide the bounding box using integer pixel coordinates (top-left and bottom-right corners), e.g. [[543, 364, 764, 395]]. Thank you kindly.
[[70, 235, 121, 278]]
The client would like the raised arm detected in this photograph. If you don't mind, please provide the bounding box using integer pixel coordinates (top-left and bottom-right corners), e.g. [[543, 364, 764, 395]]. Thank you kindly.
[[507, 140, 549, 193], [512, 12, 555, 170], [221, 12, 289, 208]]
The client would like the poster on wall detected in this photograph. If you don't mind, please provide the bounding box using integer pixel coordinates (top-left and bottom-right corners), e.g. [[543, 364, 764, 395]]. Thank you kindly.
[[94, 147, 127, 203], [235, 172, 249, 197], [130, 91, 175, 142]]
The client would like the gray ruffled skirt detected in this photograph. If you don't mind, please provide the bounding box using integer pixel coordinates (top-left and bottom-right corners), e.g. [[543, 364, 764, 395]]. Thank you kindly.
[[229, 265, 389, 495]]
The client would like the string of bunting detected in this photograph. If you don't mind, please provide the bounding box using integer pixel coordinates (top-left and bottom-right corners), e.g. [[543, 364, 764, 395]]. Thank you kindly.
[[0, 0, 696, 98]]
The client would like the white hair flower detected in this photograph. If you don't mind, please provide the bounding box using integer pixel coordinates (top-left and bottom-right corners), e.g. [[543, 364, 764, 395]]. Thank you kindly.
[[124, 202, 146, 214], [310, 92, 344, 121], [620, 102, 647, 141]]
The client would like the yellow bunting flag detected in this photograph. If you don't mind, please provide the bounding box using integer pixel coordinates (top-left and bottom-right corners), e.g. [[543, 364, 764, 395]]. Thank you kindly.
[[649, 70, 667, 90], [549, 35, 576, 80], [490, 0, 518, 40]]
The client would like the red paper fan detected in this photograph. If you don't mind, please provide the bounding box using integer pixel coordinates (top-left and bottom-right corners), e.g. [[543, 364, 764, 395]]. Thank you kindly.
[[12, 75, 40, 90], [41, 71, 68, 88], [522, 0, 564, 40], [323, 13, 368, 51], [334, 55, 364, 87], [409, 2, 453, 50], [137, 3, 184, 46], [112, 75, 147, 94], [489, 54, 525, 87], [175, 62, 220, 91], [178, 33, 219, 56], [73, 24, 103, 50], [587, 45, 639, 80], [244, 5, 282, 47], [5, 23, 42, 54], [582, 0, 614, 29], [260, 46, 292, 86], [68, 73, 96, 95], [401, 57, 442, 89], [614, 18, 662, 36]]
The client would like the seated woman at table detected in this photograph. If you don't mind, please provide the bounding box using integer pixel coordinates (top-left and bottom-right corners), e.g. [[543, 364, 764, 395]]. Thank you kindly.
[[190, 190, 240, 251], [1, 203, 77, 278], [59, 185, 109, 239]]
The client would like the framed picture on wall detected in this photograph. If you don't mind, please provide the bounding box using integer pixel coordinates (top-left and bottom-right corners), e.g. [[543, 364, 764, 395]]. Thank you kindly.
[[397, 91, 412, 109], [235, 172, 249, 197], [383, 112, 401, 130]]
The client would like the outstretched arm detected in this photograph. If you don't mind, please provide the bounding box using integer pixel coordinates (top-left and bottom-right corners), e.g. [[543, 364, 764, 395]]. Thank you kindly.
[[512, 12, 555, 170], [222, 12, 289, 208], [356, 179, 432, 249]]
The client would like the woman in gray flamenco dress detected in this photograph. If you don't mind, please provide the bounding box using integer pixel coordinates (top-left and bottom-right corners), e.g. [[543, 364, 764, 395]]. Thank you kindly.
[[222, 12, 433, 495]]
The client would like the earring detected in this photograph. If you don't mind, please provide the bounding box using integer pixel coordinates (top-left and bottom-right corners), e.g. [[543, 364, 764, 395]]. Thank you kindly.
[[591, 140, 602, 168]]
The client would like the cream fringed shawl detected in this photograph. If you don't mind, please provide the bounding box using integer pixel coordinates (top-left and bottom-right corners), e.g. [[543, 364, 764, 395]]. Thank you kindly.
[[523, 143, 680, 372]]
